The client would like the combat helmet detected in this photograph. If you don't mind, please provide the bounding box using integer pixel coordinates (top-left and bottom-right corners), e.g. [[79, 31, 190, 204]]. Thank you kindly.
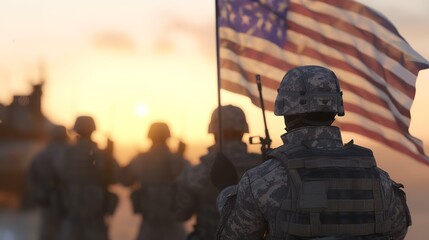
[[208, 105, 249, 134], [274, 65, 344, 117], [147, 122, 171, 141], [73, 116, 96, 135]]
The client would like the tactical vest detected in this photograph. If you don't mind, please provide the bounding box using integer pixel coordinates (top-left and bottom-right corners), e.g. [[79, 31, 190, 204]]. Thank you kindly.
[[60, 141, 108, 219], [268, 142, 391, 239], [134, 150, 185, 223]]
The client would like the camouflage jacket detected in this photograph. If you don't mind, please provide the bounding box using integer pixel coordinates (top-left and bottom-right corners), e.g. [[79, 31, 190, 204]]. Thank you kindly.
[[28, 142, 67, 207], [121, 144, 189, 223], [59, 139, 120, 219], [175, 141, 262, 240], [121, 144, 188, 186], [216, 126, 411, 240]]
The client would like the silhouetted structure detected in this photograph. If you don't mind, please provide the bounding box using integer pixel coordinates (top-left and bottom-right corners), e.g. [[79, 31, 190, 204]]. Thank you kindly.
[[0, 79, 53, 208], [0, 82, 50, 140]]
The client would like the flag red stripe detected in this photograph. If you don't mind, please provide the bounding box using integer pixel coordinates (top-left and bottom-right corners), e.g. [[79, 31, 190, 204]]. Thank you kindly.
[[222, 79, 424, 153], [221, 59, 413, 138], [289, 2, 429, 75], [286, 20, 416, 98], [339, 80, 410, 119], [220, 38, 412, 119], [222, 78, 426, 158], [319, 0, 403, 37], [344, 103, 423, 151], [221, 78, 272, 109], [220, 58, 281, 89], [339, 122, 429, 164], [220, 38, 290, 71], [285, 42, 414, 116], [218, 0, 429, 165], [222, 63, 413, 141]]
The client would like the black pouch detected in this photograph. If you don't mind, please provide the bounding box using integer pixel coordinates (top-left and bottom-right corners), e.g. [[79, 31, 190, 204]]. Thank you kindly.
[[392, 181, 412, 227], [130, 188, 143, 214], [104, 191, 119, 216]]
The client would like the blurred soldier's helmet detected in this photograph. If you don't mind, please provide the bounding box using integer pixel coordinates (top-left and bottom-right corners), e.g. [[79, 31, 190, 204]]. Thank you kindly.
[[208, 105, 249, 134], [73, 116, 96, 135], [147, 122, 171, 141], [50, 125, 68, 141], [274, 65, 345, 117]]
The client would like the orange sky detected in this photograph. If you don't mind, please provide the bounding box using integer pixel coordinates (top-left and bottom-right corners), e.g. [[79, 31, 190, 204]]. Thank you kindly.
[[1, 1, 429, 239], [0, 0, 428, 165]]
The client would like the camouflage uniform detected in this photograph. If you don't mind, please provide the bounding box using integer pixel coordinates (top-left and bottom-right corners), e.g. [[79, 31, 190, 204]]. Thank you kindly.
[[217, 66, 411, 240], [121, 122, 188, 240], [59, 116, 119, 240], [28, 125, 68, 240], [175, 105, 262, 240]]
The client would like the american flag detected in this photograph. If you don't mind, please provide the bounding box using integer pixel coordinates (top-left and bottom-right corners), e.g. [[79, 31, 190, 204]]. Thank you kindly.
[[217, 0, 429, 164]]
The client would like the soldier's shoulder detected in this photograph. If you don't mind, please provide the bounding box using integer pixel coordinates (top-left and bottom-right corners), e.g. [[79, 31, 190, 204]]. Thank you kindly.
[[375, 167, 395, 193], [199, 151, 215, 163], [189, 162, 210, 178], [246, 152, 262, 160], [130, 152, 145, 161], [375, 167, 390, 179], [245, 158, 284, 184], [179, 161, 210, 186], [345, 141, 374, 155]]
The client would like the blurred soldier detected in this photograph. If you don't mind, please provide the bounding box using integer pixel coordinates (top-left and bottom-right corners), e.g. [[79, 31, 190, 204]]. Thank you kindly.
[[121, 122, 188, 240], [28, 125, 68, 240], [216, 66, 412, 239], [60, 116, 119, 240], [175, 105, 262, 240]]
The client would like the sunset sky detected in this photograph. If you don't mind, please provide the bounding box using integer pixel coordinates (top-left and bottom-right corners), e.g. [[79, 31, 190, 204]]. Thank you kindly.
[[1, 1, 429, 238], [0, 0, 428, 164]]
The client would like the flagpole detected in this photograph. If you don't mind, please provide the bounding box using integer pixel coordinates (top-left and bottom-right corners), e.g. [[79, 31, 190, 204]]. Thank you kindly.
[[215, 0, 223, 153], [210, 0, 239, 190]]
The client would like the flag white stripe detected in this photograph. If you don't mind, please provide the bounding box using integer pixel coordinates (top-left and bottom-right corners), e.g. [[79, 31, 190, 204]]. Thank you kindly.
[[286, 29, 413, 107], [221, 27, 413, 109], [287, 11, 417, 88], [337, 112, 421, 153], [222, 74, 423, 152], [219, 37, 412, 126], [221, 68, 278, 101], [221, 69, 422, 154], [218, 0, 429, 164], [220, 47, 286, 84], [295, 0, 429, 64]]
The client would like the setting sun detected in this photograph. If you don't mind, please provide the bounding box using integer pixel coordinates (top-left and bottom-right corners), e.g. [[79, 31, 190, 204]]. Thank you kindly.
[[134, 102, 149, 118]]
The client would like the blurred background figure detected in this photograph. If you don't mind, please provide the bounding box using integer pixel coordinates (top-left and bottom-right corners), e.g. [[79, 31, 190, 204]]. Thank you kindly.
[[27, 124, 69, 240], [59, 116, 120, 240], [121, 122, 189, 240], [174, 105, 262, 240]]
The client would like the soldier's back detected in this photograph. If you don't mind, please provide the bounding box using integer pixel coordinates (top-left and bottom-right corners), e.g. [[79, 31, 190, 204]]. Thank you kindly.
[[176, 141, 262, 240], [131, 145, 187, 240], [218, 142, 410, 239], [59, 139, 110, 240]]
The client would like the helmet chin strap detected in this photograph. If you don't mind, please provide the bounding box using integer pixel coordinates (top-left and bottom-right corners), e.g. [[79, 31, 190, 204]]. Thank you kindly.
[[285, 114, 335, 131]]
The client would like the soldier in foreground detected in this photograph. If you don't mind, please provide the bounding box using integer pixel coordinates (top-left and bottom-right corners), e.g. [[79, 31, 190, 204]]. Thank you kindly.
[[175, 105, 262, 240], [216, 66, 411, 239], [27, 125, 69, 240], [60, 116, 119, 240], [121, 122, 188, 240]]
